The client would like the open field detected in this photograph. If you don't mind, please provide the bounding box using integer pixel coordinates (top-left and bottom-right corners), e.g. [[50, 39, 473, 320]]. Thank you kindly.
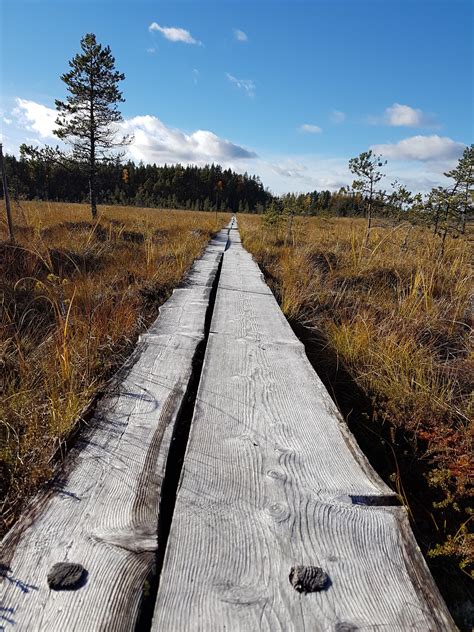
[[0, 201, 230, 534], [239, 214, 473, 620]]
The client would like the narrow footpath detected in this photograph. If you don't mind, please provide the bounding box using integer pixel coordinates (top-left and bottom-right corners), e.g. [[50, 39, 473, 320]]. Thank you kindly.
[[0, 220, 455, 631]]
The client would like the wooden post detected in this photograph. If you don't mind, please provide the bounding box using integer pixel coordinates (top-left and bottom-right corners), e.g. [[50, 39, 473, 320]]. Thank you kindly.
[[0, 143, 15, 242]]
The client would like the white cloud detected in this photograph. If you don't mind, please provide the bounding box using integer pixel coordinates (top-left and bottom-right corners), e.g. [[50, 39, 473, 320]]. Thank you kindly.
[[261, 156, 351, 192], [147, 47, 156, 54], [369, 103, 436, 127], [148, 22, 201, 45], [226, 73, 255, 97], [7, 97, 464, 195], [330, 110, 346, 123], [371, 135, 465, 161], [257, 152, 462, 195], [9, 98, 254, 163], [13, 98, 57, 138], [299, 123, 322, 134], [234, 29, 248, 42], [192, 68, 200, 85], [386, 103, 432, 127], [121, 114, 257, 164]]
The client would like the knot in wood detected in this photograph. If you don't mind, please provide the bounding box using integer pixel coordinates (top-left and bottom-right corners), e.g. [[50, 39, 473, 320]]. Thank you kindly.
[[47, 562, 87, 590], [267, 469, 285, 481], [289, 565, 329, 593], [267, 502, 290, 522]]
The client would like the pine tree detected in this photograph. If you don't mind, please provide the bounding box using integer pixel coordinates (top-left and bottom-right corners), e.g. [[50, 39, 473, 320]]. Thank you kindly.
[[444, 144, 474, 234], [349, 150, 387, 241], [387, 181, 413, 221], [55, 33, 130, 218]]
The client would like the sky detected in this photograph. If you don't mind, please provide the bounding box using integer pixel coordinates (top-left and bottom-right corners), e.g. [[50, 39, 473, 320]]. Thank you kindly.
[[0, 0, 472, 194]]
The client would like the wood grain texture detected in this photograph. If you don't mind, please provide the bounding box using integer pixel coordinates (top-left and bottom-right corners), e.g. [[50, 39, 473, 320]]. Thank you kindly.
[[152, 223, 455, 631], [0, 226, 231, 631]]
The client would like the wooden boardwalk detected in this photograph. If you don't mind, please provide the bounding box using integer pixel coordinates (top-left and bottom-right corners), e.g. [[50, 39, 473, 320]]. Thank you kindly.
[[1, 220, 455, 630]]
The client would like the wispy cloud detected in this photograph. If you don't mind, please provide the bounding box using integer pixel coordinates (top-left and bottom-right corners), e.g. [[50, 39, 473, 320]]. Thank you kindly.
[[370, 135, 464, 161], [369, 103, 436, 127], [192, 69, 200, 85], [330, 110, 346, 124], [146, 47, 156, 54], [258, 152, 459, 195], [226, 73, 255, 97], [148, 22, 201, 45], [233, 29, 248, 42], [299, 123, 322, 134]]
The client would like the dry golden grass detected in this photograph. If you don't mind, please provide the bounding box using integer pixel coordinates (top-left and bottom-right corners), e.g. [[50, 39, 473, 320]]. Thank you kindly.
[[0, 201, 230, 533], [239, 214, 473, 574]]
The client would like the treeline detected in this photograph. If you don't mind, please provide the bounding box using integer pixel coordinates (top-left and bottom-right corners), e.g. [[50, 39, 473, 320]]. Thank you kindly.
[[278, 190, 367, 217], [3, 152, 380, 217], [4, 149, 472, 232], [3, 154, 271, 212]]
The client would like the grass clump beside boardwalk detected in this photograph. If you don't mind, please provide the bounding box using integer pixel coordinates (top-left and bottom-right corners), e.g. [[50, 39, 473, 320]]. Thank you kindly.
[[239, 215, 473, 597], [0, 201, 230, 535]]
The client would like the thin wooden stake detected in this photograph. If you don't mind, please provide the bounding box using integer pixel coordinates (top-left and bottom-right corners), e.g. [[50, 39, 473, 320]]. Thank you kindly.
[[0, 143, 15, 242]]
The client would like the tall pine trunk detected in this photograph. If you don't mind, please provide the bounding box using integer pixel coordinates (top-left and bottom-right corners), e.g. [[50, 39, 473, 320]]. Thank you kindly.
[[364, 182, 373, 246], [461, 166, 471, 234], [89, 165, 97, 219], [89, 100, 97, 219], [433, 203, 440, 235]]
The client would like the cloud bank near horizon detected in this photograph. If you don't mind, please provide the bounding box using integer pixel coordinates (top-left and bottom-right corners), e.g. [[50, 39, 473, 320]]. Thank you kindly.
[[370, 135, 464, 161], [5, 97, 466, 195]]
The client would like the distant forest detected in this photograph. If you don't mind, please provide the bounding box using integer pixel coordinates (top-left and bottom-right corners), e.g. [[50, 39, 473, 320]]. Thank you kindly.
[[3, 153, 368, 216], [4, 155, 271, 212]]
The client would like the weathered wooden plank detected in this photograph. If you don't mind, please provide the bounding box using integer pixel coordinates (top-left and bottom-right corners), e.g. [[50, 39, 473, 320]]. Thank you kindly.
[[0, 225, 231, 631], [154, 495, 452, 630], [164, 334, 392, 501], [217, 243, 272, 296], [152, 223, 455, 631], [211, 288, 298, 344], [147, 287, 212, 337], [183, 230, 229, 288], [210, 230, 298, 344]]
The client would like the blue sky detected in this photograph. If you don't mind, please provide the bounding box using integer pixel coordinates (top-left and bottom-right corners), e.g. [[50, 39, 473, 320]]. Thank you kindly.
[[1, 0, 472, 193]]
